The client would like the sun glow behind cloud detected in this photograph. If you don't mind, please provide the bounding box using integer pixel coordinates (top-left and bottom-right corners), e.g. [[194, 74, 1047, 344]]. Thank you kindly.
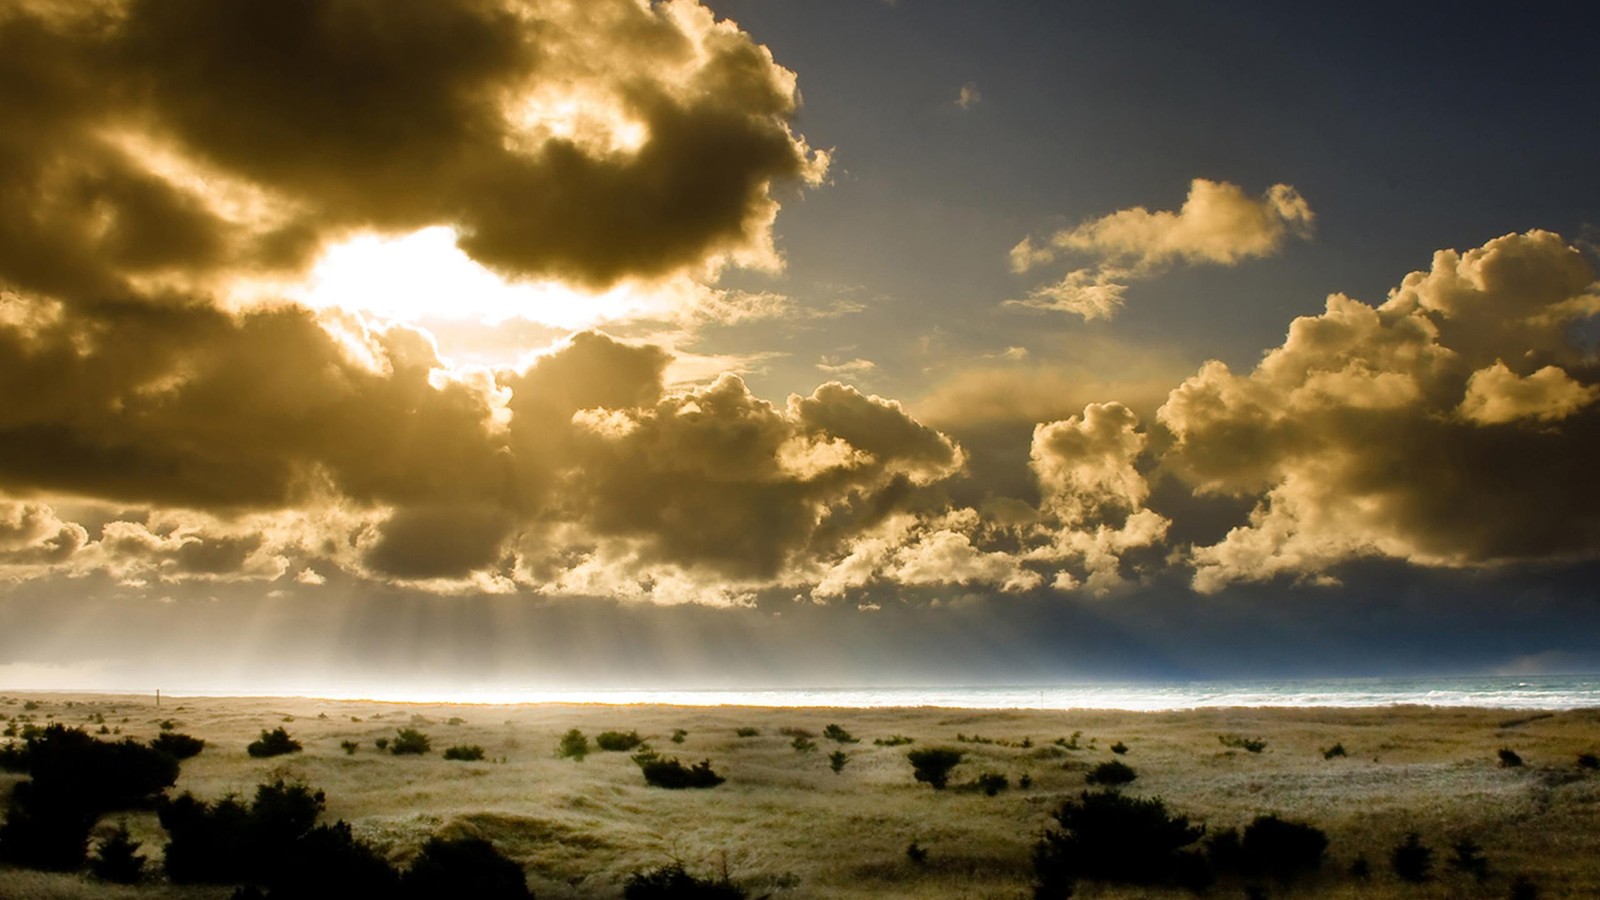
[[285, 226, 661, 331]]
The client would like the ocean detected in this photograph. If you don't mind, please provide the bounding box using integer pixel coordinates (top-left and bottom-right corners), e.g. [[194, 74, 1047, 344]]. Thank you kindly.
[[237, 673, 1600, 710], [22, 674, 1600, 710]]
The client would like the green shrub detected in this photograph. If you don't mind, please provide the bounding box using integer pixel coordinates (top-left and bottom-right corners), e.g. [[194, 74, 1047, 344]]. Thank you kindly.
[[1391, 832, 1432, 883], [1085, 760, 1136, 786], [670, 729, 687, 744], [443, 745, 485, 761], [340, 740, 359, 755], [828, 750, 848, 774], [975, 772, 1009, 796], [624, 863, 746, 899], [374, 737, 390, 751], [822, 724, 859, 744], [246, 727, 301, 758], [734, 727, 760, 738], [150, 732, 205, 760], [907, 748, 963, 790], [791, 736, 816, 753], [390, 728, 431, 755], [638, 756, 724, 789], [1034, 790, 1206, 892], [557, 728, 589, 760], [596, 730, 644, 751]]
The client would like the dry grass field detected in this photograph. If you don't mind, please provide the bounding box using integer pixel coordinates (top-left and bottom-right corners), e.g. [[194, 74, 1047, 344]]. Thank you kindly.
[[2, 693, 1599, 898]]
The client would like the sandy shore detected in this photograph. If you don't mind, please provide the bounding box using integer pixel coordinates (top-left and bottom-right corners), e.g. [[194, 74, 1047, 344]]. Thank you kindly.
[[2, 692, 1598, 898]]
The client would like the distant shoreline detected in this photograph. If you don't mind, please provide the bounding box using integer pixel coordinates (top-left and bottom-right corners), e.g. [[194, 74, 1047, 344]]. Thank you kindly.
[[7, 673, 1600, 712]]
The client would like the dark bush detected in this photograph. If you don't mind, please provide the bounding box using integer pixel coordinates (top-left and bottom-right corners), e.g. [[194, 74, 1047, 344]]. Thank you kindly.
[[791, 736, 816, 753], [1110, 742, 1129, 755], [671, 729, 687, 744], [822, 724, 859, 744], [246, 728, 301, 758], [23, 725, 179, 810], [1348, 855, 1371, 879], [1085, 760, 1136, 786], [152, 732, 206, 760], [906, 841, 928, 865], [160, 780, 325, 884], [639, 757, 724, 789], [873, 735, 914, 746], [390, 729, 431, 755], [1219, 735, 1266, 753], [734, 727, 760, 738], [624, 863, 746, 899], [1450, 837, 1489, 883], [0, 741, 26, 772], [778, 727, 813, 739], [828, 750, 848, 774], [557, 728, 589, 760], [402, 836, 530, 900], [1322, 743, 1347, 760], [1510, 874, 1540, 900], [1033, 790, 1206, 892], [975, 772, 1009, 796], [1498, 748, 1523, 768], [596, 730, 644, 751], [0, 785, 98, 870], [1238, 815, 1326, 882], [90, 823, 146, 884], [1391, 832, 1432, 883], [340, 741, 359, 755], [907, 748, 963, 790], [443, 745, 485, 761], [275, 820, 400, 899], [374, 737, 390, 751], [1578, 752, 1599, 770]]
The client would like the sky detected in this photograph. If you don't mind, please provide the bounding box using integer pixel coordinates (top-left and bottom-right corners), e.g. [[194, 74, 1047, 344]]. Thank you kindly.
[[1, 0, 1599, 695]]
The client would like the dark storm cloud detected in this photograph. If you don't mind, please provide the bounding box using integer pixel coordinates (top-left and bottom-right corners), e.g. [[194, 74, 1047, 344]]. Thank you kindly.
[[0, 0, 824, 301]]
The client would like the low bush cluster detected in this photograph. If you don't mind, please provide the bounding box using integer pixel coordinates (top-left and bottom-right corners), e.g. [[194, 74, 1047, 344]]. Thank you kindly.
[[246, 728, 301, 759], [0, 725, 179, 871], [557, 728, 589, 760], [389, 729, 431, 756], [596, 730, 644, 752], [907, 748, 963, 790], [151, 732, 206, 760], [624, 863, 747, 899], [1034, 793, 1329, 896], [1084, 760, 1136, 787], [638, 756, 725, 789], [442, 745, 485, 761]]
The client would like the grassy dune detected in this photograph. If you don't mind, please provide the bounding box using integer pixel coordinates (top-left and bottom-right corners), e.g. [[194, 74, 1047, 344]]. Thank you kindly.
[[2, 693, 1599, 898]]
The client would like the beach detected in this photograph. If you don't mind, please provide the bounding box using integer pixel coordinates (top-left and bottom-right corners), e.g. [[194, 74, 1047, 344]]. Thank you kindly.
[[3, 693, 1599, 898]]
